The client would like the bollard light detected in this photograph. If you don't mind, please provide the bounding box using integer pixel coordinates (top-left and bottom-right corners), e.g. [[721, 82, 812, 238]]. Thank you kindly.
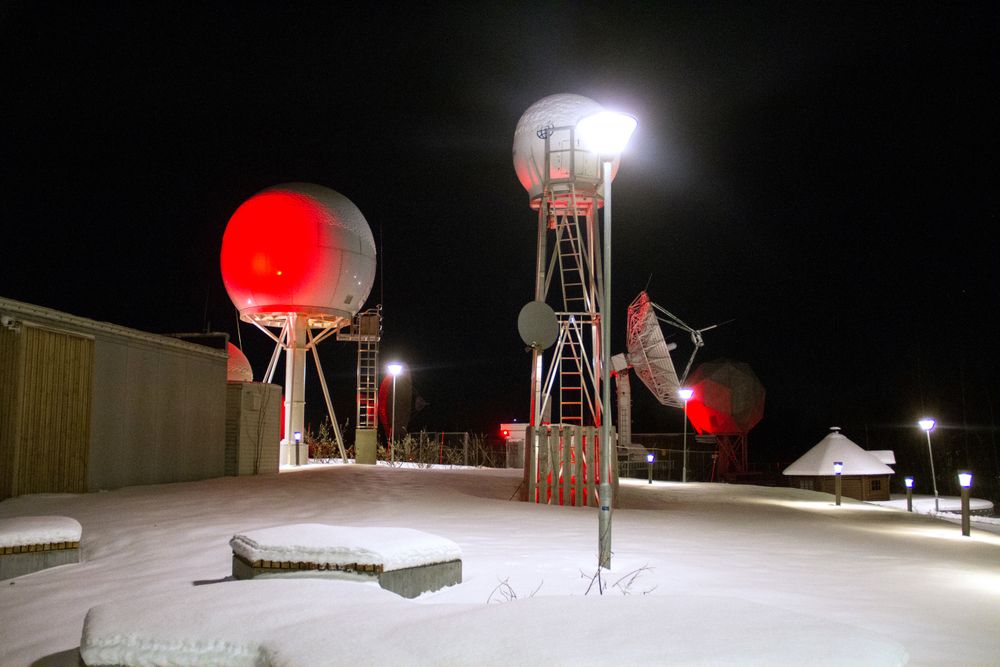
[[904, 476, 914, 512], [904, 476, 914, 488], [646, 452, 654, 484], [958, 471, 972, 536], [833, 461, 843, 506]]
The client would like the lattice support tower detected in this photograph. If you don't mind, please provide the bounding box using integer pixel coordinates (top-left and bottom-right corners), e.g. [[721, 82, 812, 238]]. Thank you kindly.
[[529, 124, 606, 430]]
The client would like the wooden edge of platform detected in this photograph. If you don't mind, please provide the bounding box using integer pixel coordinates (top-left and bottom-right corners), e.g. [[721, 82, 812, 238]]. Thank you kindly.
[[1, 541, 80, 555]]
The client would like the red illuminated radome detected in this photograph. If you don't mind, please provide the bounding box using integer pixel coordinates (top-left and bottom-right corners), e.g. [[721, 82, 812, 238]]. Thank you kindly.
[[220, 183, 376, 326], [685, 360, 765, 436], [226, 342, 254, 382]]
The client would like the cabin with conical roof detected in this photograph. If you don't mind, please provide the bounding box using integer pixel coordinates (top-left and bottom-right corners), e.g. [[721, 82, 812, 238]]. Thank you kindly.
[[783, 427, 894, 501]]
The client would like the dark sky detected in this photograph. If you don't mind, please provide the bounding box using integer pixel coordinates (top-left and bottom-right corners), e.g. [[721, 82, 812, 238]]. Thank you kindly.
[[3, 2, 997, 475]]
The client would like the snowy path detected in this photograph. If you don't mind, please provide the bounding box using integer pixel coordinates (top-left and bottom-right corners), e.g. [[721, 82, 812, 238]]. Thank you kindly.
[[2, 465, 999, 665]]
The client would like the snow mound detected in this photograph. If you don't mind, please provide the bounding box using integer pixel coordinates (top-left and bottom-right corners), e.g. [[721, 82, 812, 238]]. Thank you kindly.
[[79, 579, 909, 667], [230, 524, 461, 572], [0, 515, 82, 547]]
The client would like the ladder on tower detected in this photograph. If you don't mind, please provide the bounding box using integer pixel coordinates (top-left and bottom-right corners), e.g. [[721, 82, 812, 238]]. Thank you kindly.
[[551, 187, 596, 425], [337, 306, 382, 432]]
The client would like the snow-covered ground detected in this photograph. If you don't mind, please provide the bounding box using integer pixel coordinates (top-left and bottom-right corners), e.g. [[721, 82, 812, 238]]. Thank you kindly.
[[2, 464, 1000, 666]]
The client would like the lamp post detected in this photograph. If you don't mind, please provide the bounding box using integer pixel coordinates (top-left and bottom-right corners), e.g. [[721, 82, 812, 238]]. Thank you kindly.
[[577, 109, 637, 571], [647, 452, 654, 485], [918, 418, 939, 512], [387, 362, 404, 463], [958, 472, 972, 536], [833, 460, 844, 506], [293, 431, 303, 466], [678, 388, 694, 482], [904, 476, 914, 512]]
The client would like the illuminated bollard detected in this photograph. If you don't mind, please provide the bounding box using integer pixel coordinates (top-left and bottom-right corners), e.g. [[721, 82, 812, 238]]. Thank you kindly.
[[904, 476, 914, 512], [833, 461, 843, 506], [647, 452, 654, 485], [958, 472, 972, 537]]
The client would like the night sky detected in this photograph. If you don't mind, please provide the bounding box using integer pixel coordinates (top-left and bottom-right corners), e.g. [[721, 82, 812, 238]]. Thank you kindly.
[[3, 3, 997, 486]]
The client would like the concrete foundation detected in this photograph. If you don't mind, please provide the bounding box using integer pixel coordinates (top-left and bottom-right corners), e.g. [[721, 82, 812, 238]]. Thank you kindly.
[[1, 544, 79, 580], [280, 440, 310, 466], [232, 555, 461, 598], [355, 429, 377, 465]]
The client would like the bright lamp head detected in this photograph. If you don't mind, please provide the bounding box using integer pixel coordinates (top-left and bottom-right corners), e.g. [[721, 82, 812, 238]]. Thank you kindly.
[[958, 472, 973, 488], [904, 476, 914, 488], [678, 388, 694, 401], [918, 418, 936, 432], [833, 461, 844, 475], [387, 362, 404, 377], [576, 111, 637, 156], [646, 453, 654, 463]]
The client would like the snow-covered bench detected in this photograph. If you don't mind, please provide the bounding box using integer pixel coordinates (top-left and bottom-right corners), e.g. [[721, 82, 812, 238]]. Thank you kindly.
[[0, 516, 81, 580], [230, 524, 462, 598]]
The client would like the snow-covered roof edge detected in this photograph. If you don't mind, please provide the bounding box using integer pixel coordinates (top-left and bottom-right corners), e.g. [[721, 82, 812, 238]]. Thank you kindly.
[[783, 429, 895, 476]]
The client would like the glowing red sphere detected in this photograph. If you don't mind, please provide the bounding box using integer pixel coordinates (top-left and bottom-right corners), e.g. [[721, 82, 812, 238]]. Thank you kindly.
[[685, 359, 765, 435], [220, 183, 376, 323]]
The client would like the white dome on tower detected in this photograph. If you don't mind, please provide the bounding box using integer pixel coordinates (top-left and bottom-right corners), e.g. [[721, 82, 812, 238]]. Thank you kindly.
[[512, 93, 623, 209]]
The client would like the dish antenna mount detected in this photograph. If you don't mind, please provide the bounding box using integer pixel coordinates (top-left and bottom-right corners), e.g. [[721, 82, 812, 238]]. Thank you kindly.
[[613, 291, 730, 448]]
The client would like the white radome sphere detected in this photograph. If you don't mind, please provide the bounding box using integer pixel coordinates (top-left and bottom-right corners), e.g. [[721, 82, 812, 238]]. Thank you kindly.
[[220, 183, 377, 327], [226, 342, 254, 382], [512, 93, 622, 208]]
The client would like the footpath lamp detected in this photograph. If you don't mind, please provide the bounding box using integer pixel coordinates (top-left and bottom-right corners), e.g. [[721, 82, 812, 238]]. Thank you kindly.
[[958, 472, 973, 537], [833, 461, 844, 506], [647, 452, 654, 484], [918, 418, 940, 511], [387, 362, 404, 463], [293, 431, 303, 466], [577, 109, 637, 571], [678, 388, 694, 482], [904, 476, 914, 512]]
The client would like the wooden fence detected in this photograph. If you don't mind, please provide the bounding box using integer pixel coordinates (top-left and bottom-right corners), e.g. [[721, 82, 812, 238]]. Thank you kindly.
[[525, 425, 618, 507]]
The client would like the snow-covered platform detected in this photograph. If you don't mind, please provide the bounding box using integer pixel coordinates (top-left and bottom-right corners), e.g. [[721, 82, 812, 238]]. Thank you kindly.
[[230, 523, 462, 598], [0, 516, 81, 580]]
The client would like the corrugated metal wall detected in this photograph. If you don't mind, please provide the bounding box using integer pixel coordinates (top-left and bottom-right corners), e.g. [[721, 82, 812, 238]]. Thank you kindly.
[[0, 325, 93, 498], [0, 327, 22, 499]]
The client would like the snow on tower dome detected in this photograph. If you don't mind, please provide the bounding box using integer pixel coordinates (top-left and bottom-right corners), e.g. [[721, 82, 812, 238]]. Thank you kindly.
[[512, 93, 625, 208], [220, 183, 377, 328]]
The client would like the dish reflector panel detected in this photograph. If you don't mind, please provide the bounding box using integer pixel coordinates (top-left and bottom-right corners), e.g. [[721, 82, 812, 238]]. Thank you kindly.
[[518, 301, 559, 350], [626, 291, 681, 407]]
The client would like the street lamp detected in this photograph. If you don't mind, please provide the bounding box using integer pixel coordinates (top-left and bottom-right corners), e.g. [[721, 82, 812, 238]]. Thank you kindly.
[[918, 418, 939, 511], [387, 362, 404, 463], [646, 452, 654, 485], [904, 476, 914, 512], [577, 109, 637, 571], [958, 472, 972, 537], [833, 460, 844, 506], [678, 388, 694, 483]]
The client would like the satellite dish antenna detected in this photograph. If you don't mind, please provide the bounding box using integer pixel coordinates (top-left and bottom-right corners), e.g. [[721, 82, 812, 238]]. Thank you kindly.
[[613, 291, 730, 448], [518, 301, 559, 350]]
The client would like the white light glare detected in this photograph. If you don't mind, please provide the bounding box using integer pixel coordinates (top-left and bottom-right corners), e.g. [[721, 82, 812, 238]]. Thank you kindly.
[[904, 476, 914, 488], [678, 388, 694, 401], [833, 461, 844, 475], [646, 453, 654, 463], [959, 472, 973, 488], [918, 418, 936, 432], [387, 362, 404, 377], [293, 431, 302, 443], [576, 111, 638, 156]]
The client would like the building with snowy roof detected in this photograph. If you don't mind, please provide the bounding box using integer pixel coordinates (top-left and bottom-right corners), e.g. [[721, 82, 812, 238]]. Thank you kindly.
[[783, 428, 895, 501]]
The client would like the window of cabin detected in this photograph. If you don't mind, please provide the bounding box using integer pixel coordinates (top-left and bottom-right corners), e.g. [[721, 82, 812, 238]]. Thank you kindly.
[[870, 479, 882, 491]]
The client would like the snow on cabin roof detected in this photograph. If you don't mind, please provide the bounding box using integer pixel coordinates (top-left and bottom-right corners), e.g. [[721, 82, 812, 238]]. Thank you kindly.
[[783, 429, 895, 476], [869, 450, 896, 465]]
